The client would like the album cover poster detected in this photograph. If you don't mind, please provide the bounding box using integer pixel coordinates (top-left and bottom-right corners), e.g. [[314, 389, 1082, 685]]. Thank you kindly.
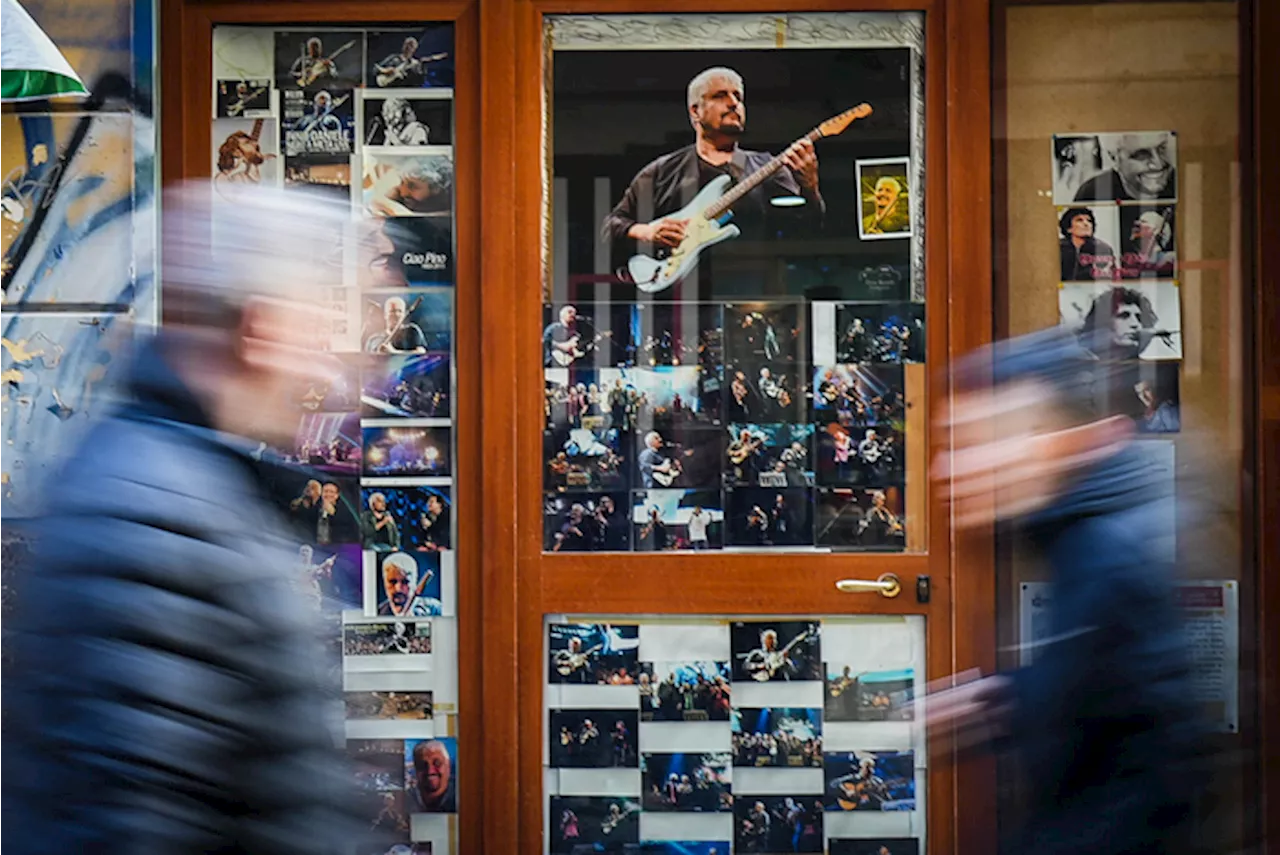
[[545, 424, 629, 492], [824, 750, 916, 812], [550, 48, 912, 304], [1059, 281, 1182, 361], [631, 490, 724, 551], [362, 291, 452, 355], [405, 737, 457, 813], [1052, 131, 1177, 205], [549, 796, 641, 853], [367, 27, 455, 89], [731, 707, 823, 767], [216, 78, 271, 118], [549, 708, 639, 768], [282, 88, 355, 161], [812, 364, 906, 428], [360, 486, 451, 552], [362, 353, 451, 419], [275, 30, 362, 90], [344, 620, 433, 656], [345, 691, 434, 721], [544, 493, 631, 552], [371, 550, 443, 617], [856, 157, 912, 240], [358, 217, 454, 289], [363, 150, 453, 217], [638, 661, 732, 720], [730, 620, 821, 683], [734, 795, 824, 853], [824, 666, 914, 722], [641, 752, 732, 812], [362, 425, 451, 478], [829, 839, 920, 855], [725, 488, 814, 548], [815, 487, 906, 551], [211, 117, 279, 188], [362, 92, 452, 147], [547, 623, 640, 684]]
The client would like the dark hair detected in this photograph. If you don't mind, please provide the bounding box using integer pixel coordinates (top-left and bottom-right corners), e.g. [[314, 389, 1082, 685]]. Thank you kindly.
[[1058, 207, 1095, 238], [1081, 287, 1157, 335]]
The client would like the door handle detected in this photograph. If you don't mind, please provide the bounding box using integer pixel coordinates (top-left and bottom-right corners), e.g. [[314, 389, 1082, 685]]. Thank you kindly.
[[835, 572, 902, 598]]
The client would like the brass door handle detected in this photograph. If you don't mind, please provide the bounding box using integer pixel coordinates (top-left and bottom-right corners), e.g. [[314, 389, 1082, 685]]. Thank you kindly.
[[835, 572, 902, 598]]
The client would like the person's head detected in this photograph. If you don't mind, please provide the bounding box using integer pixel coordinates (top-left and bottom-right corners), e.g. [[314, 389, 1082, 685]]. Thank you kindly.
[[216, 132, 263, 174], [1132, 210, 1165, 242], [162, 183, 351, 444], [939, 327, 1134, 529], [1108, 132, 1175, 199], [559, 305, 577, 325], [687, 67, 745, 139], [873, 176, 902, 210], [692, 505, 702, 515], [321, 482, 340, 506], [645, 431, 662, 450], [299, 545, 313, 563], [304, 479, 322, 500], [412, 740, 452, 802], [865, 429, 877, 441], [235, 81, 248, 96], [382, 552, 417, 612], [761, 629, 777, 650], [397, 158, 453, 202], [313, 90, 331, 111], [382, 96, 415, 129], [774, 493, 784, 506], [1082, 287, 1157, 354], [649, 506, 660, 519], [384, 296, 407, 329], [871, 490, 887, 508], [1135, 379, 1155, 408], [427, 494, 444, 514], [1058, 207, 1095, 241], [600, 496, 615, 513], [402, 36, 419, 55], [306, 37, 322, 57]]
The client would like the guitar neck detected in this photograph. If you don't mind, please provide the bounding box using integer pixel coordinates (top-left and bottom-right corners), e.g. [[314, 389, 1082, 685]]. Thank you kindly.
[[703, 127, 821, 221], [251, 118, 264, 141]]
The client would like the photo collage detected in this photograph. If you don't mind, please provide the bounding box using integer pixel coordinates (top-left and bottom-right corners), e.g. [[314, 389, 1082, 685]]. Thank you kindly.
[[211, 22, 459, 854], [543, 302, 918, 552], [1052, 131, 1183, 434], [544, 616, 924, 854]]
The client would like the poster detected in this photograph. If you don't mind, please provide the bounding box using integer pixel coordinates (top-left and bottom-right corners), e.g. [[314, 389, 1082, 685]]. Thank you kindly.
[[1173, 581, 1240, 733]]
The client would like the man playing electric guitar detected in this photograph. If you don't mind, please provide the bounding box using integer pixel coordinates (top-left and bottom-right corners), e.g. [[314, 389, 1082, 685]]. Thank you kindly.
[[740, 626, 815, 682], [373, 36, 449, 88], [554, 636, 603, 680], [543, 304, 597, 367], [289, 37, 355, 88], [602, 67, 827, 292]]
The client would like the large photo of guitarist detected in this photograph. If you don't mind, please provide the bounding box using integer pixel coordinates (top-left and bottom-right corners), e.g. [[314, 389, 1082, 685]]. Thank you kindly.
[[362, 292, 452, 355], [730, 621, 822, 683]]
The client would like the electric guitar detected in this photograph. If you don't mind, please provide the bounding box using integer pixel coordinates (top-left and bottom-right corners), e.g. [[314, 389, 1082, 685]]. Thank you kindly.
[[549, 330, 612, 367], [600, 804, 638, 834], [294, 40, 356, 87], [227, 87, 267, 116], [376, 51, 449, 87], [555, 644, 603, 677], [728, 434, 765, 465], [828, 675, 856, 698], [296, 94, 351, 132], [742, 626, 816, 682], [649, 449, 693, 487], [626, 104, 872, 294]]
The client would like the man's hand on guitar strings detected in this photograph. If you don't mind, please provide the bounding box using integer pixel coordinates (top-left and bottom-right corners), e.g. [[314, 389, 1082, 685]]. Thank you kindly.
[[782, 138, 819, 190]]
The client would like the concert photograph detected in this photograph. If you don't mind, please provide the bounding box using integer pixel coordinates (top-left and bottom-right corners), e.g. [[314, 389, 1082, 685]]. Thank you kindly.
[[216, 78, 271, 118], [547, 623, 640, 684], [372, 550, 442, 618], [345, 691, 434, 721], [362, 353, 450, 419], [631, 302, 724, 368], [362, 291, 452, 354], [550, 48, 912, 303], [545, 368, 624, 431], [634, 844, 730, 855], [640, 752, 733, 812], [632, 425, 722, 490], [275, 30, 362, 90], [366, 26, 455, 89], [300, 543, 362, 611], [543, 493, 631, 552], [363, 150, 454, 218], [1059, 281, 1183, 361], [829, 838, 920, 855], [358, 216, 454, 289], [824, 750, 917, 812], [273, 469, 361, 547], [283, 160, 351, 205], [343, 621, 433, 656], [291, 354, 360, 412], [626, 366, 723, 430], [825, 666, 915, 723], [1102, 360, 1181, 433], [549, 796, 640, 853], [549, 708, 639, 768], [724, 364, 806, 424], [362, 425, 451, 477], [638, 660, 732, 721], [724, 422, 814, 489], [361, 486, 452, 552], [543, 303, 635, 369], [812, 364, 906, 428], [545, 425, 629, 492], [725, 488, 814, 548], [630, 490, 724, 551], [731, 707, 823, 768], [730, 620, 821, 683], [816, 422, 903, 489], [832, 302, 926, 365], [281, 87, 355, 162], [733, 795, 824, 854], [724, 303, 800, 366], [273, 411, 362, 475], [815, 487, 906, 551], [347, 739, 410, 835], [362, 93, 452, 147]]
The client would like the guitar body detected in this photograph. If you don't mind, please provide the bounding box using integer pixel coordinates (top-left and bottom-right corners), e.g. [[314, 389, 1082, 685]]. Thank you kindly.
[[376, 67, 406, 88], [627, 175, 740, 295]]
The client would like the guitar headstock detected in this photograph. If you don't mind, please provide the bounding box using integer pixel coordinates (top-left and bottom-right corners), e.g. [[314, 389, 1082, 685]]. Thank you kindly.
[[817, 103, 873, 138]]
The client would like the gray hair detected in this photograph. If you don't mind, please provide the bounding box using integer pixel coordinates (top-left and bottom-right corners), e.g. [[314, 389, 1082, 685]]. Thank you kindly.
[[401, 156, 453, 193], [687, 67, 744, 109], [382, 96, 413, 124]]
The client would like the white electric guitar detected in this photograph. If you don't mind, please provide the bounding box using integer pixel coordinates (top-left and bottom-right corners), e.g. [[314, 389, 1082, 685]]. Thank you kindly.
[[626, 103, 872, 294]]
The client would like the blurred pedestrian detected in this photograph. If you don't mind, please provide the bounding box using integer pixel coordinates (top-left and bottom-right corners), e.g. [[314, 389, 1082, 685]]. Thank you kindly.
[[2, 183, 359, 854], [929, 328, 1205, 855]]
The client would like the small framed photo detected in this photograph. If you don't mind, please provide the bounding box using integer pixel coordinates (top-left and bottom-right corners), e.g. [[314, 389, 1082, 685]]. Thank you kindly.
[[724, 423, 814, 489], [812, 364, 906, 429], [544, 493, 631, 552], [631, 303, 724, 368], [544, 425, 629, 492], [549, 796, 640, 853], [549, 708, 639, 768], [824, 665, 914, 722], [724, 302, 801, 367], [731, 707, 823, 768], [361, 353, 450, 419], [343, 621, 432, 656], [725, 488, 814, 548], [345, 691, 434, 721], [823, 750, 916, 812], [547, 623, 640, 684], [404, 737, 457, 813], [640, 752, 733, 812], [362, 425, 451, 478], [367, 27, 454, 89], [730, 620, 821, 683], [215, 79, 271, 118], [735, 795, 824, 853], [371, 551, 443, 618], [361, 91, 452, 147], [856, 158, 912, 240], [631, 491, 724, 551], [639, 661, 732, 721]]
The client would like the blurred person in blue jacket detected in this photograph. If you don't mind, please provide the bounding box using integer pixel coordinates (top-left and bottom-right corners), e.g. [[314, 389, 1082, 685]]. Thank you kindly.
[[2, 183, 362, 855], [929, 327, 1206, 855]]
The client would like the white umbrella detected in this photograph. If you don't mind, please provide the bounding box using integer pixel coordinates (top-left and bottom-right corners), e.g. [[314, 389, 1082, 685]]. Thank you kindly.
[[1, 0, 87, 103]]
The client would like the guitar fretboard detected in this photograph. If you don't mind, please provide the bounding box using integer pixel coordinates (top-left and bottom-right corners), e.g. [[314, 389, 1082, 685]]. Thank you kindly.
[[701, 126, 823, 221]]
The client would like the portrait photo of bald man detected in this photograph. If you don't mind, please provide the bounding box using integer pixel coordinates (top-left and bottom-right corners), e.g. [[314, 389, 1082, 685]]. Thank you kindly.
[[856, 157, 913, 240], [1052, 130, 1178, 204]]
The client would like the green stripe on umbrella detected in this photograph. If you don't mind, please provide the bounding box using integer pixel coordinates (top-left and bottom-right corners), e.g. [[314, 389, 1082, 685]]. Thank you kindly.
[[1, 0, 87, 103]]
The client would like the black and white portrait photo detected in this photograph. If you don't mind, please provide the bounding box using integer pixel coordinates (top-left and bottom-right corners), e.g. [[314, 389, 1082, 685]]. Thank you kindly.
[[1118, 204, 1176, 279], [362, 93, 452, 147], [1052, 131, 1177, 204], [1059, 281, 1182, 361], [1057, 205, 1119, 282]]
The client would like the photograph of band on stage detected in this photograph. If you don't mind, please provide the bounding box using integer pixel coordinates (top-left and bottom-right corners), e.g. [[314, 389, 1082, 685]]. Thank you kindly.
[[630, 490, 723, 551], [631, 303, 724, 367], [641, 752, 732, 813], [638, 660, 732, 720], [549, 708, 639, 769], [815, 487, 906, 550], [724, 422, 813, 489]]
